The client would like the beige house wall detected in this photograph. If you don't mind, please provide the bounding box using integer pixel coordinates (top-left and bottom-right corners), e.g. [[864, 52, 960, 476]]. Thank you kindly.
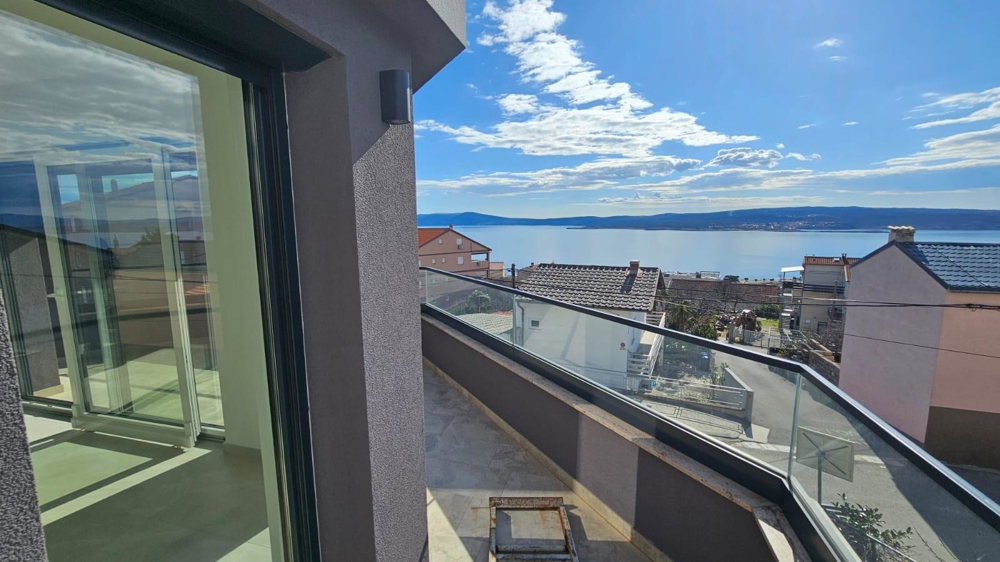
[[418, 229, 490, 275]]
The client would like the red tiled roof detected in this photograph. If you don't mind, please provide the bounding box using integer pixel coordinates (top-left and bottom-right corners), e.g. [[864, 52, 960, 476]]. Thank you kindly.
[[417, 227, 449, 247]]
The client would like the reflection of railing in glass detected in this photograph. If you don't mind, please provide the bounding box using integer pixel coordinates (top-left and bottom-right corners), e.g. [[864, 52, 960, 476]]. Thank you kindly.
[[420, 266, 1000, 562]]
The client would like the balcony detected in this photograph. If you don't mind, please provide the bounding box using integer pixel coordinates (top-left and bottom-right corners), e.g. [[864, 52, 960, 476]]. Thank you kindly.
[[420, 267, 1000, 562]]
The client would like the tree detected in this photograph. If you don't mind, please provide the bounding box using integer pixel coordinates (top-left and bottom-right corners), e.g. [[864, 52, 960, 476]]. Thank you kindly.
[[688, 314, 718, 341], [668, 303, 695, 331], [753, 303, 781, 319], [828, 494, 912, 561], [470, 289, 491, 313]]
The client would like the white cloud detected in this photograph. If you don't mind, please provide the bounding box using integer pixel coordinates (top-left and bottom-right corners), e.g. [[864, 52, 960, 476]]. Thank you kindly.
[[798, 124, 818, 129], [815, 37, 843, 49], [915, 87, 1000, 112], [913, 101, 1000, 129], [0, 15, 198, 158], [785, 152, 821, 161], [776, 142, 785, 149], [593, 193, 828, 209], [496, 93, 540, 115], [707, 147, 783, 168], [865, 187, 1000, 196], [842, 121, 859, 126], [910, 86, 1000, 129], [417, 155, 701, 193], [421, 0, 756, 157], [879, 123, 1000, 166], [828, 55, 847, 62]]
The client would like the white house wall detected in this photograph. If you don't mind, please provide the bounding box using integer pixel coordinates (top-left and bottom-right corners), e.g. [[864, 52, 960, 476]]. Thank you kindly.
[[516, 301, 634, 390]]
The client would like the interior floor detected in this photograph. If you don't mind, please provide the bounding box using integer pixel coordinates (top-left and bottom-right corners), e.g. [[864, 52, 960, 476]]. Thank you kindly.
[[25, 413, 271, 562]]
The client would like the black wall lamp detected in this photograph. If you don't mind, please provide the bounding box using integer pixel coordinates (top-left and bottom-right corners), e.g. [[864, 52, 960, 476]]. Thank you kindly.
[[380, 69, 412, 125]]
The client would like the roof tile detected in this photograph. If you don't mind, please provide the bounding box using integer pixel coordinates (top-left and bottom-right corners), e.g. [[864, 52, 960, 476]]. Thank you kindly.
[[900, 242, 1000, 292], [519, 263, 661, 311]]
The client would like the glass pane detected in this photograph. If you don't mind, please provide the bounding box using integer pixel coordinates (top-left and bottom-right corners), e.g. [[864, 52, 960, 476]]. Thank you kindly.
[[2, 3, 284, 560], [424, 269, 516, 343], [791, 376, 1000, 562]]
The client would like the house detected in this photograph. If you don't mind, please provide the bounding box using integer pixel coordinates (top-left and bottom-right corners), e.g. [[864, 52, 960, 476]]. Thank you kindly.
[[840, 226, 1000, 468], [515, 261, 667, 391], [417, 225, 492, 276], [798, 254, 859, 332]]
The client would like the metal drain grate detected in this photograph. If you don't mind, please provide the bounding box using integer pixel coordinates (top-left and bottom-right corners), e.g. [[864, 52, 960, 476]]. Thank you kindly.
[[488, 497, 579, 561]]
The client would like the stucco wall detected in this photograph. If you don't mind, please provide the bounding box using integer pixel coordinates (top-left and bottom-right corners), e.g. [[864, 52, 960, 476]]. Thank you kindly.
[[265, 0, 465, 558], [931, 291, 1000, 414], [0, 290, 47, 560], [839, 245, 946, 442]]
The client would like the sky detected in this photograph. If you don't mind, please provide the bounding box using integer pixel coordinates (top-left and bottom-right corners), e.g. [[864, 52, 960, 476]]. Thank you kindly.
[[413, 0, 1000, 218]]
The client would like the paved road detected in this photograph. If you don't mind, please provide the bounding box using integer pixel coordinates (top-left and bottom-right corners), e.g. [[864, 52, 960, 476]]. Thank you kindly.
[[717, 344, 1000, 561]]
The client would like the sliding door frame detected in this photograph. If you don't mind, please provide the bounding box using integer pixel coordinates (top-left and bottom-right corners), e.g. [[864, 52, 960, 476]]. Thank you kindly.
[[30, 0, 325, 559]]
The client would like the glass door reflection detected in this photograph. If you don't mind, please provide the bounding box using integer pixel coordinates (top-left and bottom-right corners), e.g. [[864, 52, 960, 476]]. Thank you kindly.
[[44, 155, 200, 442]]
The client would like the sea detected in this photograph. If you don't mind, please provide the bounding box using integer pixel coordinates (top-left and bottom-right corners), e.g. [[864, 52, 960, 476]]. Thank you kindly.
[[456, 226, 1000, 279]]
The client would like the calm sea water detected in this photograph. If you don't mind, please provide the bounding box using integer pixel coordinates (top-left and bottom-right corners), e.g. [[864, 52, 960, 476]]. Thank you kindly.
[[458, 226, 1000, 279]]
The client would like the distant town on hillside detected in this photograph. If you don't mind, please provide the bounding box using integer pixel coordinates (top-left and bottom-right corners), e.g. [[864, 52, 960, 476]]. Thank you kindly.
[[417, 207, 1000, 232]]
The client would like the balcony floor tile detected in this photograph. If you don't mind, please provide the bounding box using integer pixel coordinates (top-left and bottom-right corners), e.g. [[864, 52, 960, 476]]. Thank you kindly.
[[424, 366, 652, 561]]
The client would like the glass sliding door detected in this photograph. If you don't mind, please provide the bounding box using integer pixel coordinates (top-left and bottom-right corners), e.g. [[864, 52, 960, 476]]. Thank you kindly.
[[41, 157, 201, 439], [1, 2, 290, 560]]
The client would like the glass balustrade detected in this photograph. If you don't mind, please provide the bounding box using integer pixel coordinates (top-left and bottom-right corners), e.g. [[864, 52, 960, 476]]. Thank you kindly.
[[420, 267, 1000, 562]]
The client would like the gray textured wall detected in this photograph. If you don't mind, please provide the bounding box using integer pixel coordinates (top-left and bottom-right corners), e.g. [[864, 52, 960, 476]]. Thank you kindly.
[[274, 0, 450, 558], [0, 290, 47, 561]]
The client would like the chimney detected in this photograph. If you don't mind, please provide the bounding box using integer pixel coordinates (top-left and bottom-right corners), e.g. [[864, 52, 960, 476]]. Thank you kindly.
[[887, 225, 916, 244], [628, 260, 640, 276]]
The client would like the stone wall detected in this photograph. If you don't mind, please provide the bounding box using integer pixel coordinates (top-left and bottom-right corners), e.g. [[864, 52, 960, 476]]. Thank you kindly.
[[808, 350, 840, 386]]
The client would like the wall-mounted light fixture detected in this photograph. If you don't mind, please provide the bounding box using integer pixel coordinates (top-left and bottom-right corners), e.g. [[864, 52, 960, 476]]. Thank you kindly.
[[380, 69, 412, 125]]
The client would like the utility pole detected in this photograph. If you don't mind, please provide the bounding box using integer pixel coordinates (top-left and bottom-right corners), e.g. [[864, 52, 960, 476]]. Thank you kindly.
[[510, 263, 516, 289]]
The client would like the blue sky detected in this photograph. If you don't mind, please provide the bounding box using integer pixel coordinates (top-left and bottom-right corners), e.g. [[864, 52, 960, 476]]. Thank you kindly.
[[414, 0, 1000, 217]]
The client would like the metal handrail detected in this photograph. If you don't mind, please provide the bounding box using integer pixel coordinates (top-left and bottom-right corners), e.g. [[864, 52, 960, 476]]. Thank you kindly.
[[419, 266, 1000, 531]]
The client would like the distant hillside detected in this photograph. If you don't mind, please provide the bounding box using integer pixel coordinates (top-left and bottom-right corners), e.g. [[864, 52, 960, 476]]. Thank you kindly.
[[417, 207, 1000, 231]]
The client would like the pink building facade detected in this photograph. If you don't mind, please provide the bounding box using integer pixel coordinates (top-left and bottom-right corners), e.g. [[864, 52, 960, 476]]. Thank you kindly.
[[840, 227, 1000, 468]]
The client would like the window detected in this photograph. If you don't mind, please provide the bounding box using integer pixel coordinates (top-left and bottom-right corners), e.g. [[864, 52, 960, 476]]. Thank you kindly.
[[456, 238, 463, 248], [438, 238, 443, 244], [0, 4, 286, 558], [457, 256, 464, 265], [442, 257, 446, 263], [530, 320, 540, 328], [432, 258, 436, 264]]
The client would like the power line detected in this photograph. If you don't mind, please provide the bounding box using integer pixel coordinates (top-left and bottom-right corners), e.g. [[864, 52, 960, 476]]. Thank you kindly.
[[843, 333, 1000, 360], [505, 278, 1000, 311]]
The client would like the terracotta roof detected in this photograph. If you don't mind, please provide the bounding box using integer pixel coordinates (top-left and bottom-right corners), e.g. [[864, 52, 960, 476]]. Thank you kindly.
[[519, 263, 662, 311], [418, 227, 449, 247], [802, 256, 861, 266]]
